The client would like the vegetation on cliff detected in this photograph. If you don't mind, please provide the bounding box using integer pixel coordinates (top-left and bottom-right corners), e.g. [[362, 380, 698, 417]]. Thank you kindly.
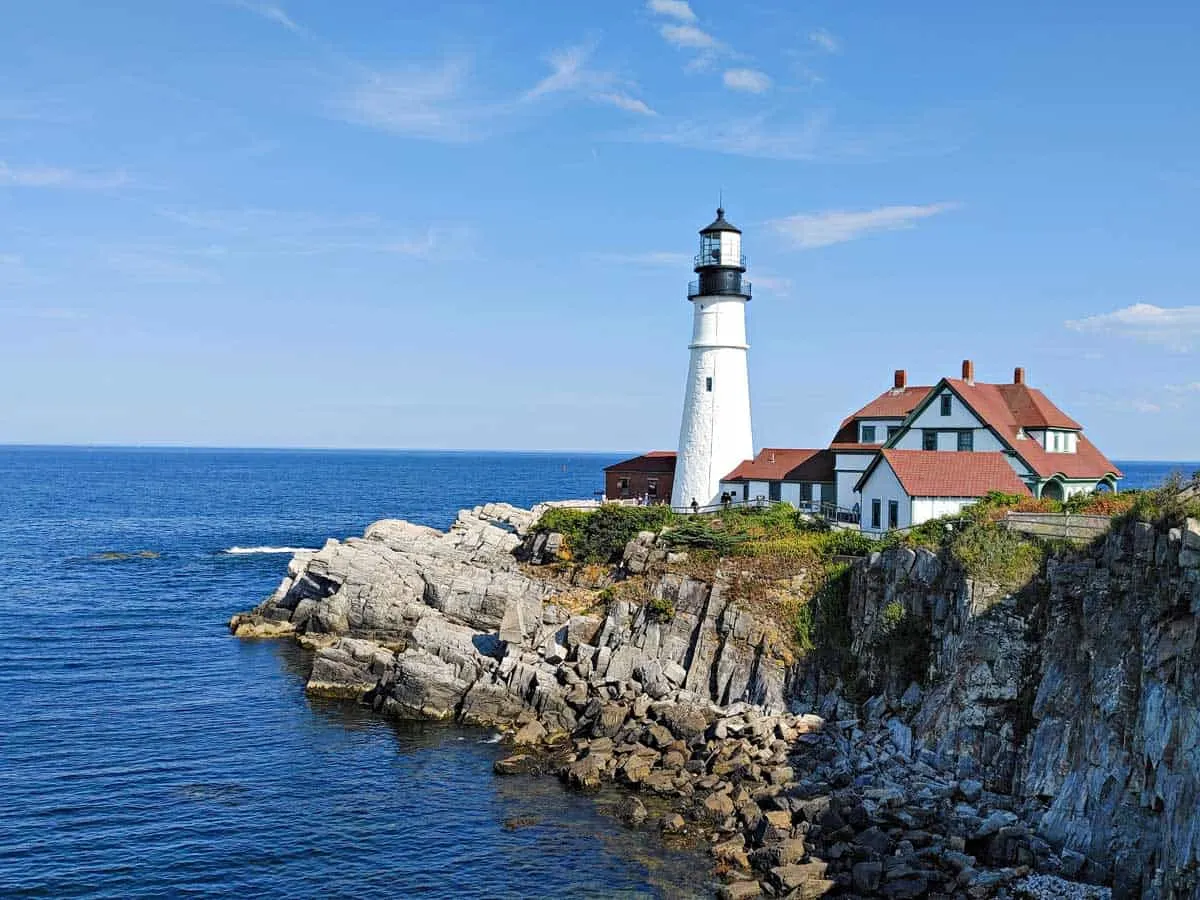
[[535, 503, 874, 656]]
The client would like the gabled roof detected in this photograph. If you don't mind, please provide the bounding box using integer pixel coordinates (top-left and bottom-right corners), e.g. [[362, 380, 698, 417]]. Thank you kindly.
[[831, 386, 933, 445], [915, 379, 1120, 480], [604, 451, 677, 473], [723, 448, 828, 481], [858, 450, 1031, 497], [942, 379, 1082, 431]]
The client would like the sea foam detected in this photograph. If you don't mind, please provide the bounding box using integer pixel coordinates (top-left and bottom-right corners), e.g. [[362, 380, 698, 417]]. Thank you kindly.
[[223, 546, 317, 555]]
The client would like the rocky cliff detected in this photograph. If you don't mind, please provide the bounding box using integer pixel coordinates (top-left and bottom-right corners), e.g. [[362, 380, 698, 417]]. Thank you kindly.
[[845, 517, 1200, 898], [231, 502, 1200, 898]]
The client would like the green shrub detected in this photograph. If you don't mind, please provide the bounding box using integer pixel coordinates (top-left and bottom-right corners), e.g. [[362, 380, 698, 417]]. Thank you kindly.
[[646, 593, 676, 623], [950, 521, 1044, 590], [815, 529, 875, 557], [538, 504, 677, 564], [1118, 473, 1200, 527], [662, 517, 748, 555], [880, 600, 906, 634]]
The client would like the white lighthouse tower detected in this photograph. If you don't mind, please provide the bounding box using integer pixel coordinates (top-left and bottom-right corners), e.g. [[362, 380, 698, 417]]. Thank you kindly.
[[671, 208, 754, 511]]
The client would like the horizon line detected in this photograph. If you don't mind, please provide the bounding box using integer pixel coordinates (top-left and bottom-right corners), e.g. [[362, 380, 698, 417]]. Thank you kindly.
[[0, 443, 1195, 465]]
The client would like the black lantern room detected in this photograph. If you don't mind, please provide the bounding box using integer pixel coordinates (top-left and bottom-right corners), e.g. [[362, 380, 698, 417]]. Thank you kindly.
[[689, 207, 750, 299]]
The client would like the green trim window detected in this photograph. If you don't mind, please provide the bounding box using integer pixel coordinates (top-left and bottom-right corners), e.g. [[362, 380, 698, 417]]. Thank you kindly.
[[923, 430, 938, 451], [888, 500, 899, 529], [861, 424, 877, 443], [940, 394, 952, 416], [887, 425, 901, 441], [870, 499, 882, 530], [957, 430, 974, 452]]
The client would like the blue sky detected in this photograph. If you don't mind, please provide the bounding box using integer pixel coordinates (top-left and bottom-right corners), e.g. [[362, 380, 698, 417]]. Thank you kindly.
[[2, 0, 1198, 458]]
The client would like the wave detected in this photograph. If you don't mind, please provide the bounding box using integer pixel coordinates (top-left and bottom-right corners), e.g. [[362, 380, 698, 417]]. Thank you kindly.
[[222, 546, 317, 555], [478, 733, 503, 744]]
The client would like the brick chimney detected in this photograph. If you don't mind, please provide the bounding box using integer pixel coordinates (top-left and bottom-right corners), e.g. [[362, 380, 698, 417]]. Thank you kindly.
[[1013, 366, 1026, 385], [962, 359, 975, 385], [894, 369, 907, 390]]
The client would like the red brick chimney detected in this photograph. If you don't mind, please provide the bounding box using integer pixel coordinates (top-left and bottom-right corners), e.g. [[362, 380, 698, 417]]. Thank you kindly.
[[962, 359, 975, 384], [894, 369, 907, 390], [1013, 366, 1025, 385]]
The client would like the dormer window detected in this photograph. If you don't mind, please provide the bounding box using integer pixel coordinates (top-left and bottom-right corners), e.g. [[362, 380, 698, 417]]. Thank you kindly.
[[860, 424, 877, 443]]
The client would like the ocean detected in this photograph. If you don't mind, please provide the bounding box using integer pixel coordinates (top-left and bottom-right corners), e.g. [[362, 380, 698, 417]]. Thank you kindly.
[[0, 448, 1191, 898], [0, 447, 712, 899]]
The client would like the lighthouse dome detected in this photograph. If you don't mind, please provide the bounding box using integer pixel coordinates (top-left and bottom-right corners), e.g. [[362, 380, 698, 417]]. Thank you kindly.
[[699, 207, 741, 234]]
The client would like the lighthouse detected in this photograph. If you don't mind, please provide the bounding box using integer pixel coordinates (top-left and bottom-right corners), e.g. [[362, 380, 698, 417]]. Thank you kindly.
[[671, 208, 754, 511]]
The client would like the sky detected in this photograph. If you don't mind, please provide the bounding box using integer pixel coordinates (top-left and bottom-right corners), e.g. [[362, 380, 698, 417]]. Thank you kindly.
[[1, 1, 1198, 458]]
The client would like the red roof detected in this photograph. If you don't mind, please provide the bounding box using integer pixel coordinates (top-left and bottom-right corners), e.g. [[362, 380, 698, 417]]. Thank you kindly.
[[863, 450, 1032, 497], [831, 386, 932, 445], [604, 451, 677, 473], [723, 448, 828, 481], [1009, 433, 1122, 480], [942, 380, 1120, 479]]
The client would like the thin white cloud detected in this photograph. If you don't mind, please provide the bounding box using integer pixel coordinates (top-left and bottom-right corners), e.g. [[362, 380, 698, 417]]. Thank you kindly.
[[338, 58, 480, 142], [770, 202, 959, 248], [1066, 303, 1200, 352], [646, 1, 726, 71], [660, 23, 719, 49], [723, 68, 771, 93], [523, 44, 655, 116], [233, 1, 302, 33], [595, 92, 656, 116], [646, 0, 696, 23], [809, 28, 841, 53], [0, 161, 129, 190], [524, 45, 594, 100], [1166, 382, 1200, 393]]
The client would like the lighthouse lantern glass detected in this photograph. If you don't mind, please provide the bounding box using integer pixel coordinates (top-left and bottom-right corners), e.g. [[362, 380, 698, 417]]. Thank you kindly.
[[700, 233, 721, 266]]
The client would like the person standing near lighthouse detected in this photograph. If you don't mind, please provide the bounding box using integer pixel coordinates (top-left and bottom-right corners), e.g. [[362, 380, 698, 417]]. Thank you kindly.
[[671, 208, 754, 511]]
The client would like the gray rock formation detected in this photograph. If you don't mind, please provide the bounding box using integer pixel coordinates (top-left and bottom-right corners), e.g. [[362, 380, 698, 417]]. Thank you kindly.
[[845, 516, 1200, 898], [231, 502, 1196, 898]]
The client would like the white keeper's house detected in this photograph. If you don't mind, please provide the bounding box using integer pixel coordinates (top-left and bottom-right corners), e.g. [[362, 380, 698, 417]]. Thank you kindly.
[[606, 208, 1122, 533]]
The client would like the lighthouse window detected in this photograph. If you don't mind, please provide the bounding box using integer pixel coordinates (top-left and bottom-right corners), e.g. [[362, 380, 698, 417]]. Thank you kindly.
[[705, 377, 713, 392]]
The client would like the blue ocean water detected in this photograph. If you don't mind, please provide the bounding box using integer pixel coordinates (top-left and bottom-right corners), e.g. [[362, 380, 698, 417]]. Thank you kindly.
[[0, 447, 713, 899], [1115, 460, 1200, 491]]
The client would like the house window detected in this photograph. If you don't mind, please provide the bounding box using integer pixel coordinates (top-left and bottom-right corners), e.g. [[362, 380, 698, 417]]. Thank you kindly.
[[861, 424, 877, 443], [769, 481, 781, 502], [887, 426, 901, 441], [618, 477, 629, 490], [923, 430, 938, 451], [957, 430, 974, 452], [940, 394, 952, 416], [646, 478, 658, 497], [799, 483, 813, 502], [705, 377, 713, 392], [870, 499, 882, 530], [888, 500, 899, 529]]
